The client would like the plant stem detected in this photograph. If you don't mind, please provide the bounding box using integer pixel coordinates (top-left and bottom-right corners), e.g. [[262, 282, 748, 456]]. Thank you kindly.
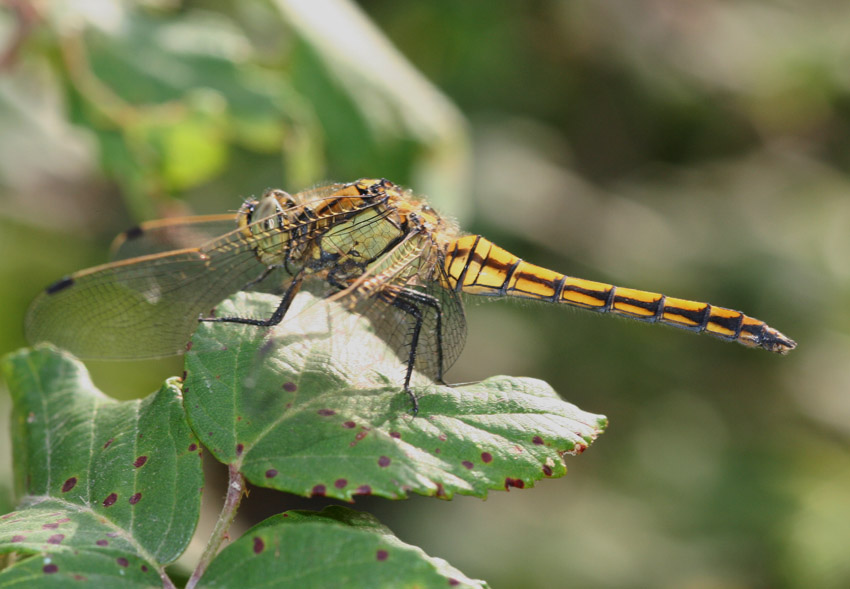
[[185, 463, 245, 589]]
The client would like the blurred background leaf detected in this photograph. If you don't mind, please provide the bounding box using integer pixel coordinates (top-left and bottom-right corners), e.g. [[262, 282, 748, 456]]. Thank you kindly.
[[1, 0, 848, 587]]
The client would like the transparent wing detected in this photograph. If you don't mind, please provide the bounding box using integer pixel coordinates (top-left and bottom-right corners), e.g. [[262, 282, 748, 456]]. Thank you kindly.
[[110, 214, 238, 260], [316, 231, 467, 386], [26, 224, 296, 359], [356, 279, 467, 384]]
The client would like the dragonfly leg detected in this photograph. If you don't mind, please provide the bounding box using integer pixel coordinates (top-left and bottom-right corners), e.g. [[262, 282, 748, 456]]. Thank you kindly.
[[384, 294, 422, 415], [383, 287, 446, 415], [201, 273, 304, 327]]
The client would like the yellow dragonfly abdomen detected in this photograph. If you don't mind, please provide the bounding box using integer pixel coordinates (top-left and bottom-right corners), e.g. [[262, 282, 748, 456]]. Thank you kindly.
[[444, 235, 796, 354]]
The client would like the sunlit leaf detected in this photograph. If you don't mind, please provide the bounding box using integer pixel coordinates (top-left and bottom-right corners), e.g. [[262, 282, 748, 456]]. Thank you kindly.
[[184, 292, 607, 501]]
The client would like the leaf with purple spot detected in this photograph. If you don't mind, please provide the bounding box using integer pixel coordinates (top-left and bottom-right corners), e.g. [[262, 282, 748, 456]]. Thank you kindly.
[[184, 292, 607, 500], [196, 506, 488, 588], [0, 345, 203, 583]]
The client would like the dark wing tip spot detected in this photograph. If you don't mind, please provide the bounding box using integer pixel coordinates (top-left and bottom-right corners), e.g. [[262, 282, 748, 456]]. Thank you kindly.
[[124, 225, 144, 240], [46, 276, 74, 295]]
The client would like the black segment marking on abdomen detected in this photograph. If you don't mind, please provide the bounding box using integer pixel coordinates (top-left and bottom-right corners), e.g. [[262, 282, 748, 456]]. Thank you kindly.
[[668, 304, 710, 331], [708, 313, 744, 339], [613, 294, 661, 319]]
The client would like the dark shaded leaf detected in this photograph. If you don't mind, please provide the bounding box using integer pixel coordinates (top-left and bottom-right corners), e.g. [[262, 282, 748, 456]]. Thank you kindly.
[[197, 506, 488, 588]]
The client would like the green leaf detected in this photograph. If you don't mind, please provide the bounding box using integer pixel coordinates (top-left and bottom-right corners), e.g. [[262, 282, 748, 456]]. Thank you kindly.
[[197, 506, 488, 588], [0, 346, 203, 584], [184, 292, 607, 501]]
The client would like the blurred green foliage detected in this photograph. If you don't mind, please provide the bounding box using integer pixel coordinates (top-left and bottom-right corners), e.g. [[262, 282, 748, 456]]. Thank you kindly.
[[1, 0, 849, 587]]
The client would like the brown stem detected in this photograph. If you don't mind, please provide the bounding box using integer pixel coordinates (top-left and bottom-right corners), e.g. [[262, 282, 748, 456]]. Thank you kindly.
[[185, 463, 245, 589]]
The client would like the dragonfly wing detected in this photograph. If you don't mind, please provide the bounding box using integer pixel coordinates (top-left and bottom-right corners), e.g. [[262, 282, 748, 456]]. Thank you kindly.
[[110, 214, 237, 260], [331, 233, 467, 385], [356, 280, 467, 385], [26, 228, 293, 359]]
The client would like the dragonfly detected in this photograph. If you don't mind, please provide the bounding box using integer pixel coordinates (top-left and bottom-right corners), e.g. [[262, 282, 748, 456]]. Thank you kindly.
[[26, 178, 796, 412]]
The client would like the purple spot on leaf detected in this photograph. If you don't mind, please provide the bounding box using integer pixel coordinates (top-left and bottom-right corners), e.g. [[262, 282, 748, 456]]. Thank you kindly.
[[188, 443, 198, 452], [253, 537, 265, 554], [376, 550, 388, 561], [103, 438, 114, 449], [390, 431, 401, 439], [378, 456, 391, 467], [449, 579, 460, 586], [439, 433, 447, 442], [265, 469, 278, 478], [47, 534, 64, 544], [103, 493, 118, 507], [43, 564, 58, 574], [61, 477, 77, 492], [334, 479, 347, 489], [355, 485, 372, 495], [129, 493, 141, 505], [282, 382, 297, 392], [532, 435, 544, 445], [481, 452, 493, 463], [116, 557, 129, 568], [312, 485, 326, 496], [505, 477, 525, 490], [236, 444, 244, 456], [343, 421, 356, 429], [542, 465, 553, 477], [134, 456, 147, 468], [42, 522, 59, 530], [462, 461, 474, 470], [141, 565, 148, 572], [317, 409, 335, 416], [96, 539, 108, 546], [11, 535, 24, 542]]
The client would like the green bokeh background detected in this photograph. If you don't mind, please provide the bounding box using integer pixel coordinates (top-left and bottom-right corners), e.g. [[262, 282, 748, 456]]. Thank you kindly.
[[1, 1, 847, 587]]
